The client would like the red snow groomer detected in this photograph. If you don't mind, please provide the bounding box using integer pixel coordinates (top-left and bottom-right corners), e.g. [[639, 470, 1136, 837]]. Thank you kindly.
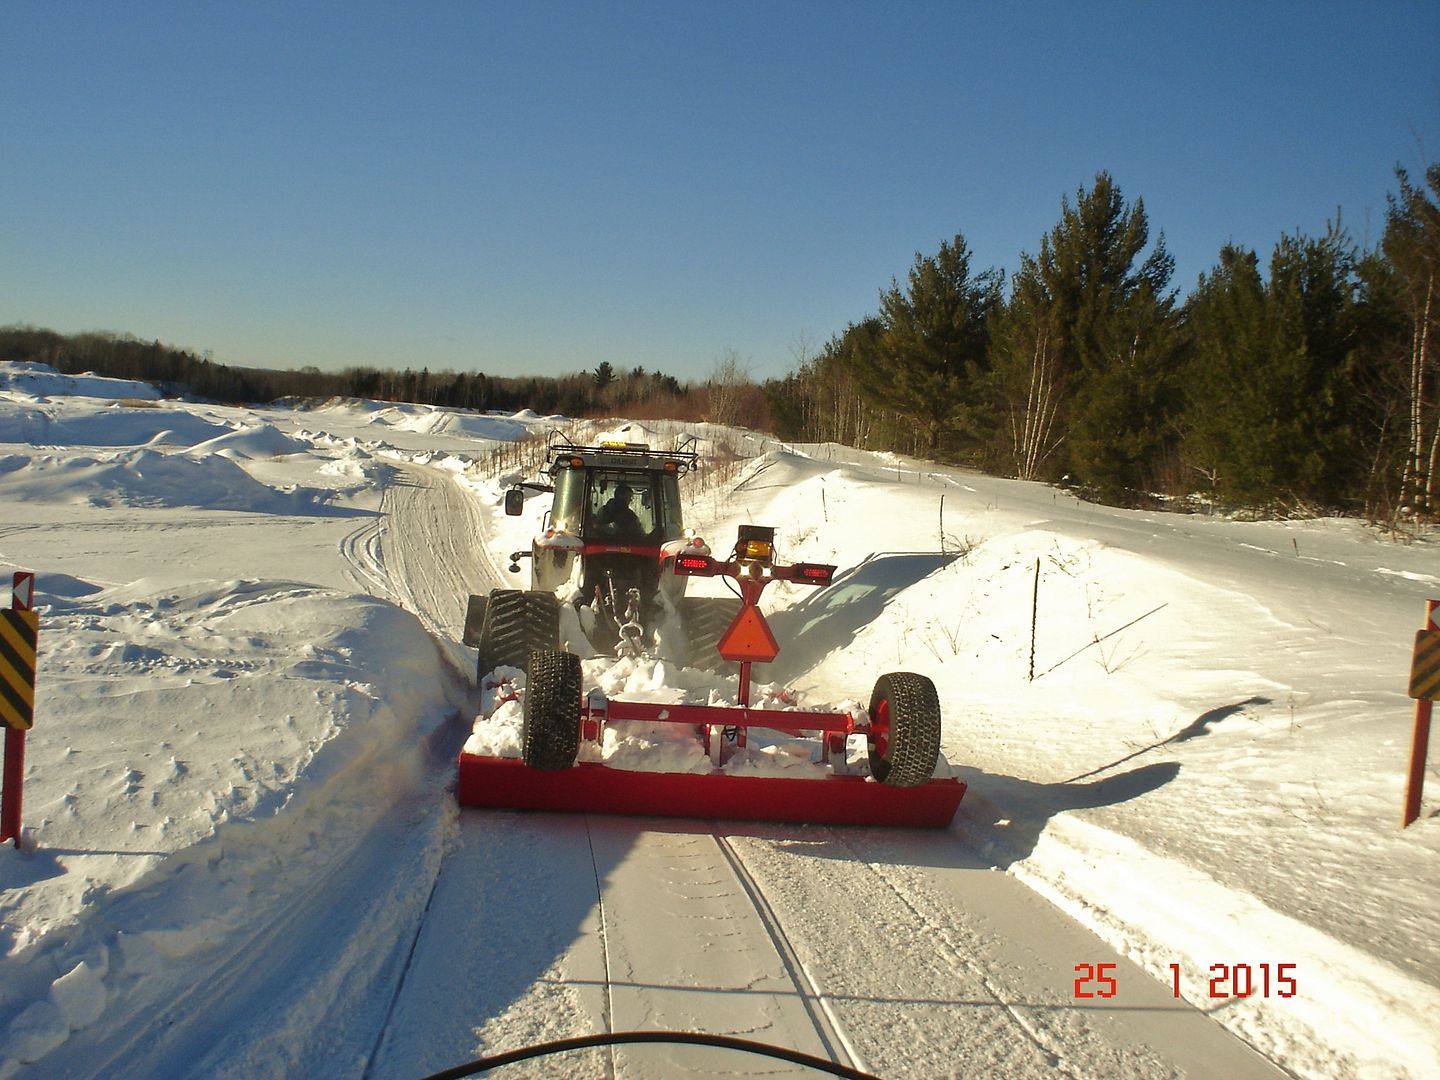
[[459, 470, 966, 826]]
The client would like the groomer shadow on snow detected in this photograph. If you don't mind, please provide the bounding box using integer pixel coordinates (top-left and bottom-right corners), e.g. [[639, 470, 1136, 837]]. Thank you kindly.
[[766, 551, 961, 682], [734, 760, 1182, 875], [939, 698, 1269, 868], [948, 760, 1181, 869]]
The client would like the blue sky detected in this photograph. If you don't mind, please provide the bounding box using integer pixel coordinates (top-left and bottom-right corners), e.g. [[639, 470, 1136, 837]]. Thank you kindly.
[[3, 2, 1437, 382]]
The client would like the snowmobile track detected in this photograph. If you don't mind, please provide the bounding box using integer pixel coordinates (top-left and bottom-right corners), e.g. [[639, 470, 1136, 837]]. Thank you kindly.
[[339, 463, 505, 641], [711, 830, 867, 1074], [338, 516, 389, 599]]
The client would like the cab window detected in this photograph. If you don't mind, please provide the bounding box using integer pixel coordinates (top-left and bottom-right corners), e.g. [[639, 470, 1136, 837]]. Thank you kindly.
[[551, 468, 586, 533], [656, 473, 684, 541], [586, 471, 657, 540]]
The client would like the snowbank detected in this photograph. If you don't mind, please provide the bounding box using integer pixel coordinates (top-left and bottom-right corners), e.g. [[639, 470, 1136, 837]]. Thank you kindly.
[[0, 448, 332, 513], [0, 361, 163, 402], [0, 577, 462, 1074]]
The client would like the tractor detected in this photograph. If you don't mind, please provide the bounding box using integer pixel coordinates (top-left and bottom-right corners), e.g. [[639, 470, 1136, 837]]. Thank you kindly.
[[458, 516, 966, 827], [462, 434, 738, 680]]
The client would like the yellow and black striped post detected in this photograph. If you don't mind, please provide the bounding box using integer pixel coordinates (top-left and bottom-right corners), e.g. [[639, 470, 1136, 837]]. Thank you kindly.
[[1, 571, 37, 846], [1410, 629, 1440, 702], [1403, 599, 1440, 828], [1, 608, 38, 731]]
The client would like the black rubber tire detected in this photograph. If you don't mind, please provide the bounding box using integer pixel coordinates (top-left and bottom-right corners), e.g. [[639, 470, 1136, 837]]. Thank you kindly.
[[522, 649, 582, 770], [679, 595, 742, 670], [461, 594, 487, 647], [477, 589, 560, 683], [867, 672, 942, 788]]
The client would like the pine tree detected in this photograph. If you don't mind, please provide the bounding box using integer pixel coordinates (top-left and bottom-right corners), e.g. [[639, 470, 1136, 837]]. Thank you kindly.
[[1264, 225, 1363, 505], [990, 173, 1179, 498], [841, 234, 997, 458], [1181, 226, 1364, 507], [1180, 245, 1276, 501]]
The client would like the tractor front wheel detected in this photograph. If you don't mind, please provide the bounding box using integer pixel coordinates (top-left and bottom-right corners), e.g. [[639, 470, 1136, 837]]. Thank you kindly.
[[866, 672, 942, 787], [522, 649, 582, 770]]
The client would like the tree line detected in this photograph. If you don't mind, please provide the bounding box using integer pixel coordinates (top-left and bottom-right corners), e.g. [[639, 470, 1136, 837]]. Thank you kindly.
[[765, 167, 1440, 522], [0, 325, 715, 422]]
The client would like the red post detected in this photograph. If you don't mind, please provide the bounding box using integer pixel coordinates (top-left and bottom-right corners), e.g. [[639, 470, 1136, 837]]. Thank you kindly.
[[2, 572, 35, 847], [1, 729, 23, 847], [1403, 599, 1440, 829]]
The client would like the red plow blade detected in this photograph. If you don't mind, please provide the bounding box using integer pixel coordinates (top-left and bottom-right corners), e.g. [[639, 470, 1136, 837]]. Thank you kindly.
[[457, 753, 966, 828]]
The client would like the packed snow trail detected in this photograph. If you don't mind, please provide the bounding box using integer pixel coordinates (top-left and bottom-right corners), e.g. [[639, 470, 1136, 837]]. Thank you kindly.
[[366, 814, 1287, 1078], [369, 466, 505, 642], [343, 462, 1286, 1078], [338, 462, 505, 671]]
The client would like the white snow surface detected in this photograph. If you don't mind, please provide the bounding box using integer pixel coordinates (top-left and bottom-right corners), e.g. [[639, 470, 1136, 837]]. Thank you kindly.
[[0, 360, 1436, 1077]]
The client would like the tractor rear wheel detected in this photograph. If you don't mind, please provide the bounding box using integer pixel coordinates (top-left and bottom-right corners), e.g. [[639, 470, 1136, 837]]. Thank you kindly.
[[679, 595, 742, 670], [866, 672, 942, 787], [523, 649, 582, 770], [477, 589, 560, 683]]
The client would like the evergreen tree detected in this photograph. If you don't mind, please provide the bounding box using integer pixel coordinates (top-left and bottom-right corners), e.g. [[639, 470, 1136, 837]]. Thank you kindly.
[[1265, 225, 1364, 505], [1180, 245, 1275, 501], [841, 234, 997, 457], [990, 173, 1179, 498], [1181, 225, 1364, 507]]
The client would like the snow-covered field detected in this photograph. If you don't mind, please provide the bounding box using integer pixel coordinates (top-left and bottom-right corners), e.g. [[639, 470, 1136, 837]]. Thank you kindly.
[[0, 359, 1436, 1078]]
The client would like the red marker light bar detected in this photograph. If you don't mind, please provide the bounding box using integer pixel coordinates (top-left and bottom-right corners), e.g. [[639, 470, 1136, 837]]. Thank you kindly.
[[674, 554, 717, 576], [791, 563, 835, 585]]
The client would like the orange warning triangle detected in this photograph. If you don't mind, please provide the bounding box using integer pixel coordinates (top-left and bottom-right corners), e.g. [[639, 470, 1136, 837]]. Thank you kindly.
[[717, 604, 780, 663]]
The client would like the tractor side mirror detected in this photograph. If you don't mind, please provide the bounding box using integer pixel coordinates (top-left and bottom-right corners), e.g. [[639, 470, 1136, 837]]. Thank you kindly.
[[504, 488, 524, 516]]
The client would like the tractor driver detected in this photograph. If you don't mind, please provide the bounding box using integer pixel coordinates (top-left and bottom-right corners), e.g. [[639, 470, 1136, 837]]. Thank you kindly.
[[596, 483, 646, 541]]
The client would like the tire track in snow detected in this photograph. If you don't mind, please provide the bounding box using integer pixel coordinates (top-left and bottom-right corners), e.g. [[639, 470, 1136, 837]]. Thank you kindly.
[[338, 516, 389, 600], [818, 826, 1073, 1075], [337, 463, 504, 640], [710, 824, 1066, 1077], [723, 824, 1288, 1078], [712, 832, 866, 1075], [581, 819, 860, 1077]]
